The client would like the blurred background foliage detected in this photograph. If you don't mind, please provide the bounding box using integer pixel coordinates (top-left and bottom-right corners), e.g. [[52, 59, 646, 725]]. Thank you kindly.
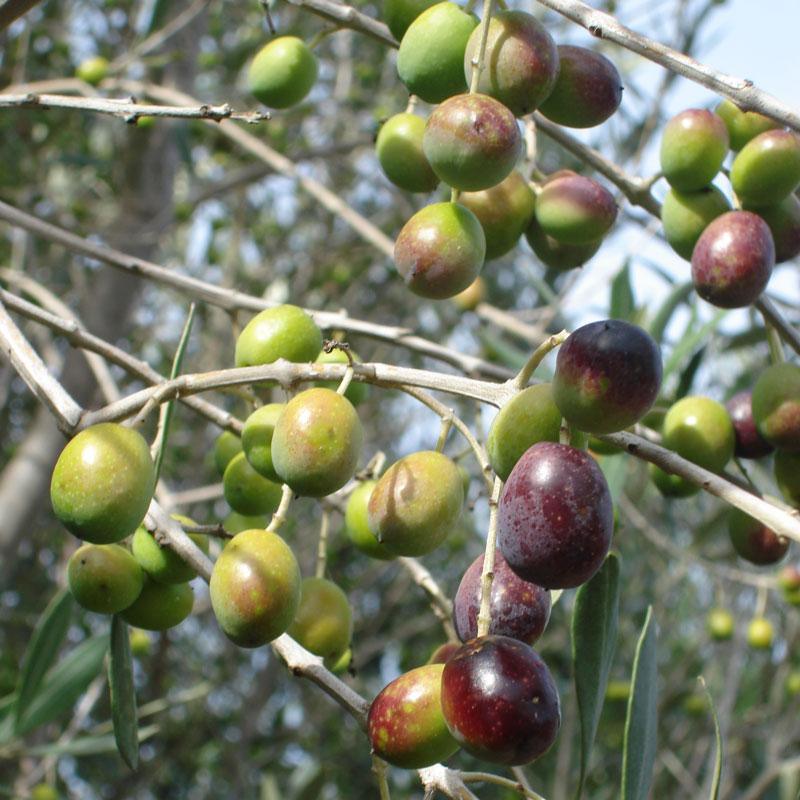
[[1, 0, 799, 798]]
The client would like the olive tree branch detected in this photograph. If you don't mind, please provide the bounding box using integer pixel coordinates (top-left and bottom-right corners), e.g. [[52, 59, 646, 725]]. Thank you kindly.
[[0, 288, 243, 434], [0, 198, 511, 380], [285, 0, 398, 47], [476, 477, 503, 638], [0, 267, 120, 403], [0, 294, 83, 432], [0, 92, 269, 124], [0, 0, 43, 31], [398, 557, 458, 641], [600, 429, 800, 543], [755, 296, 800, 359], [532, 0, 800, 132], [531, 114, 662, 216], [461, 771, 547, 800]]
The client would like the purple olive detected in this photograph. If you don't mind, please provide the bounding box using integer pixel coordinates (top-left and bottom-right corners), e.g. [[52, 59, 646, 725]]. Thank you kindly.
[[453, 550, 551, 644], [691, 210, 774, 308], [726, 390, 774, 459], [441, 635, 560, 765], [497, 442, 613, 589]]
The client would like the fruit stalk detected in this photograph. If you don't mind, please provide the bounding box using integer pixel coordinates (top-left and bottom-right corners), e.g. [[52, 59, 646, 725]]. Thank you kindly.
[[372, 755, 392, 800], [315, 511, 331, 578], [476, 476, 503, 637], [267, 484, 294, 533], [513, 329, 569, 389], [468, 0, 495, 94]]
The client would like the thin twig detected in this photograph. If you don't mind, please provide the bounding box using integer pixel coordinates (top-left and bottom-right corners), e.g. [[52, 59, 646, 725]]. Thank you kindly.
[[285, 0, 398, 47], [398, 557, 458, 641], [476, 477, 503, 638], [0, 92, 269, 123], [0, 295, 83, 431]]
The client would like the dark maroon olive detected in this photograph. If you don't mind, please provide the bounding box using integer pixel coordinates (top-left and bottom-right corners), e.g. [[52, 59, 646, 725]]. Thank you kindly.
[[552, 319, 663, 435], [728, 507, 789, 565], [497, 442, 613, 589], [538, 45, 623, 129], [441, 635, 560, 765], [453, 550, 550, 644], [691, 210, 775, 308], [726, 391, 774, 459]]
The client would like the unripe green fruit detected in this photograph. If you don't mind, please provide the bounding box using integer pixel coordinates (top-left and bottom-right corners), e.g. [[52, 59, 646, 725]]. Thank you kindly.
[[129, 628, 151, 657], [397, 2, 478, 104], [605, 680, 631, 702], [271, 388, 363, 497], [376, 113, 439, 194], [132, 514, 209, 584], [662, 395, 735, 474], [660, 109, 729, 192], [451, 276, 485, 310], [787, 671, 800, 696], [223, 511, 270, 534], [394, 202, 485, 299], [241, 403, 285, 481], [487, 384, 562, 480], [213, 431, 243, 476], [715, 99, 779, 151], [234, 304, 322, 368], [326, 647, 352, 674], [223, 452, 283, 516], [660, 186, 731, 261], [30, 784, 59, 800], [247, 36, 317, 109], [344, 480, 396, 560], [534, 172, 617, 245], [383, 0, 438, 40], [51, 423, 155, 544], [649, 463, 700, 498], [120, 576, 193, 631], [368, 663, 459, 768], [730, 130, 800, 207], [747, 617, 773, 650], [459, 171, 536, 260], [775, 450, 800, 506], [75, 56, 109, 86], [368, 450, 464, 556], [67, 543, 144, 614], [707, 608, 734, 641], [423, 93, 522, 192], [752, 363, 800, 452], [210, 529, 301, 647], [463, 11, 559, 118], [314, 348, 369, 406], [538, 45, 622, 129], [288, 577, 353, 662]]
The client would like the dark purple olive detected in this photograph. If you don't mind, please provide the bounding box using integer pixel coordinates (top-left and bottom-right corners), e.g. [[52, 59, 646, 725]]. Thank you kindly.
[[726, 391, 774, 459], [441, 635, 560, 765], [497, 442, 613, 589], [691, 210, 774, 308], [728, 507, 789, 566], [453, 550, 551, 644]]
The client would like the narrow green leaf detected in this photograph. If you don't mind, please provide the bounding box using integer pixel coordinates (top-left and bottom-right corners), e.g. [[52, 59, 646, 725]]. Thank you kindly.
[[572, 553, 621, 799], [610, 262, 635, 321], [109, 616, 139, 769], [599, 455, 627, 503], [25, 724, 159, 758], [14, 588, 73, 731], [622, 607, 658, 800], [675, 346, 706, 400], [17, 635, 108, 735], [153, 302, 197, 481], [663, 309, 727, 380], [700, 677, 722, 800], [647, 282, 693, 344]]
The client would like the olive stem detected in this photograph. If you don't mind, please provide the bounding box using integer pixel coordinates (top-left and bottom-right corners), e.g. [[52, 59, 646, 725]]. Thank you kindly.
[[181, 522, 234, 539], [512, 330, 569, 390], [436, 411, 455, 452], [315, 511, 331, 578], [336, 364, 355, 396], [476, 476, 503, 638], [764, 321, 785, 365], [460, 771, 547, 800], [450, 187, 460, 203], [568, 426, 588, 450], [267, 485, 294, 533], [398, 557, 458, 641], [755, 586, 768, 618], [468, 0, 495, 95], [372, 755, 392, 800]]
